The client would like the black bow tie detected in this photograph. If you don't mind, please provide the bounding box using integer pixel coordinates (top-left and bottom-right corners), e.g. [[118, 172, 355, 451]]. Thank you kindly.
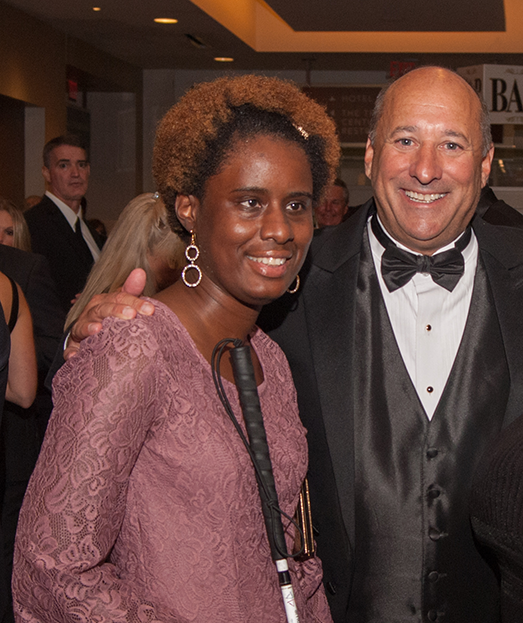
[[371, 215, 471, 293]]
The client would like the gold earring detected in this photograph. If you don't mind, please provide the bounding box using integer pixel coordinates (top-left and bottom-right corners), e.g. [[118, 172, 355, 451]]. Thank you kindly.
[[181, 231, 202, 288], [287, 274, 300, 294]]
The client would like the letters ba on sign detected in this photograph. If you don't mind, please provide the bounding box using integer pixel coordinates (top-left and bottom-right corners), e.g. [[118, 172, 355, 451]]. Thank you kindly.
[[457, 65, 523, 125], [303, 86, 382, 144]]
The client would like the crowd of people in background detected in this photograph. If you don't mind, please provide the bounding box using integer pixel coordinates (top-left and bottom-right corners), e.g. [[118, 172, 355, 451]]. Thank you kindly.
[[0, 66, 522, 623], [0, 137, 190, 622]]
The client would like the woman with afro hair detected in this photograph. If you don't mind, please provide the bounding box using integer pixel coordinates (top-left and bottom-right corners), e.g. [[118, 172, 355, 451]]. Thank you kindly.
[[13, 75, 340, 623]]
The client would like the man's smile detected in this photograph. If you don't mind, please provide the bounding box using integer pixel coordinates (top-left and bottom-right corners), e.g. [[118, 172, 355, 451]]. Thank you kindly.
[[404, 190, 447, 204]]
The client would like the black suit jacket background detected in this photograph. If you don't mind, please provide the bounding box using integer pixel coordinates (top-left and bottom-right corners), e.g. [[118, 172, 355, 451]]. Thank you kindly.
[[25, 195, 104, 312]]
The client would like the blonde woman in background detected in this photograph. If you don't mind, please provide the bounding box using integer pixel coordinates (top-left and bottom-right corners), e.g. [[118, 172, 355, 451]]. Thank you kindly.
[[65, 192, 185, 329], [0, 198, 31, 252]]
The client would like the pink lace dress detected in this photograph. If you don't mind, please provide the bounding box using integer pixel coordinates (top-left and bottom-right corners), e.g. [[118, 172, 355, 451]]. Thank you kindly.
[[12, 301, 332, 623]]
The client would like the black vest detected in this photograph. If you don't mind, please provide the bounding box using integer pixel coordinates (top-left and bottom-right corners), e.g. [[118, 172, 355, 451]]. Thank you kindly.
[[349, 231, 509, 623]]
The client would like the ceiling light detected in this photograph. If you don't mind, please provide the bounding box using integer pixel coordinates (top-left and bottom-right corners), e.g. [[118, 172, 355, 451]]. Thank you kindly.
[[154, 18, 178, 24], [92, 6, 101, 11], [214, 57, 234, 62]]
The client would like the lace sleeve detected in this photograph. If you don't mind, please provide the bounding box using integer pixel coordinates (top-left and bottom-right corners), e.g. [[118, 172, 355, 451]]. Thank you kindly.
[[292, 555, 333, 622], [13, 317, 172, 623]]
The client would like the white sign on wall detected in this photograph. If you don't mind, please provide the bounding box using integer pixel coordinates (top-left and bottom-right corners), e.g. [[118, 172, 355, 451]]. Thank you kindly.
[[457, 64, 523, 125]]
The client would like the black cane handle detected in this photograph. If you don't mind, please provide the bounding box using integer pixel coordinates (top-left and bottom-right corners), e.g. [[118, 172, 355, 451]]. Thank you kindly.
[[230, 344, 289, 563]]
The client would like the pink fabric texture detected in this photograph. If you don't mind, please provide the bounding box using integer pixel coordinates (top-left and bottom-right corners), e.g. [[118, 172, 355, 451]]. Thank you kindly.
[[13, 301, 332, 623]]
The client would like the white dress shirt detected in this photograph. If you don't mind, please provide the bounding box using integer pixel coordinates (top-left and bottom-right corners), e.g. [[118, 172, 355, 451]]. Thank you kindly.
[[45, 191, 101, 261], [368, 215, 478, 419]]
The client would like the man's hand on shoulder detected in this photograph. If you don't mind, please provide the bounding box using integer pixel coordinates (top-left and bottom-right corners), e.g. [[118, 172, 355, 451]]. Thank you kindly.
[[64, 268, 154, 361]]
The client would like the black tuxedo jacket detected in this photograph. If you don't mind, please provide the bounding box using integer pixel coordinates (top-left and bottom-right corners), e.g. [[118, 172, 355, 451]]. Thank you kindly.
[[260, 198, 523, 622], [24, 195, 104, 313]]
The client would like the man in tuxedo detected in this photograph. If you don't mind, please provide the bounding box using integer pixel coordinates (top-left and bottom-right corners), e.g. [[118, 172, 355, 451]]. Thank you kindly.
[[261, 67, 523, 622], [58, 67, 523, 623], [24, 135, 104, 312]]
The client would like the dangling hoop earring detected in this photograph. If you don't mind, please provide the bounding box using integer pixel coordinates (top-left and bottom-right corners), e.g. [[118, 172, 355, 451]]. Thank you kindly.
[[287, 274, 300, 294], [181, 231, 202, 288]]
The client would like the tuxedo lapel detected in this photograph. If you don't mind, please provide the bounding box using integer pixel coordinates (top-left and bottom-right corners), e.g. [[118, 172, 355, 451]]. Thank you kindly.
[[473, 215, 523, 426], [303, 201, 372, 546]]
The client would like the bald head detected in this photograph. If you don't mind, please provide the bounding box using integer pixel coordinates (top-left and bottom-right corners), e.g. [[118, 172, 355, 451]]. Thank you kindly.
[[364, 65, 495, 255], [369, 67, 492, 158]]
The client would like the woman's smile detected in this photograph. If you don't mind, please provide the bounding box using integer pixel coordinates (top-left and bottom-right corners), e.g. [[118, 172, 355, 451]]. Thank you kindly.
[[189, 134, 313, 307]]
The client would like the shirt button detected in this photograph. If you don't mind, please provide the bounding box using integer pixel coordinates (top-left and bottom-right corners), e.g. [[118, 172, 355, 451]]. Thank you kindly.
[[428, 488, 441, 499], [428, 609, 438, 621], [429, 527, 442, 541], [426, 448, 439, 459], [427, 386, 434, 393], [426, 324, 432, 331], [428, 571, 440, 582]]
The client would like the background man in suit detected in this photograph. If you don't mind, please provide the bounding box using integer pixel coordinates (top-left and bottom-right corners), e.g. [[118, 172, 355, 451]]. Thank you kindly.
[[24, 135, 104, 312], [57, 67, 523, 623], [314, 178, 350, 228]]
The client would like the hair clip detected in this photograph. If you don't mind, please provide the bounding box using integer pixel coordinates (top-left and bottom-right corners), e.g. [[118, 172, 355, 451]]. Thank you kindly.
[[153, 191, 160, 200], [294, 125, 310, 139]]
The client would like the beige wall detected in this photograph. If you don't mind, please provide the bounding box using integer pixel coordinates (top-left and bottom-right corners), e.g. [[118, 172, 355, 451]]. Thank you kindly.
[[0, 2, 143, 211]]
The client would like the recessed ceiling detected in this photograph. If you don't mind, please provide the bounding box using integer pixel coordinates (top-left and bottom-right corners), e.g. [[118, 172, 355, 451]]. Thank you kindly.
[[265, 0, 505, 32], [2, 0, 523, 72]]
